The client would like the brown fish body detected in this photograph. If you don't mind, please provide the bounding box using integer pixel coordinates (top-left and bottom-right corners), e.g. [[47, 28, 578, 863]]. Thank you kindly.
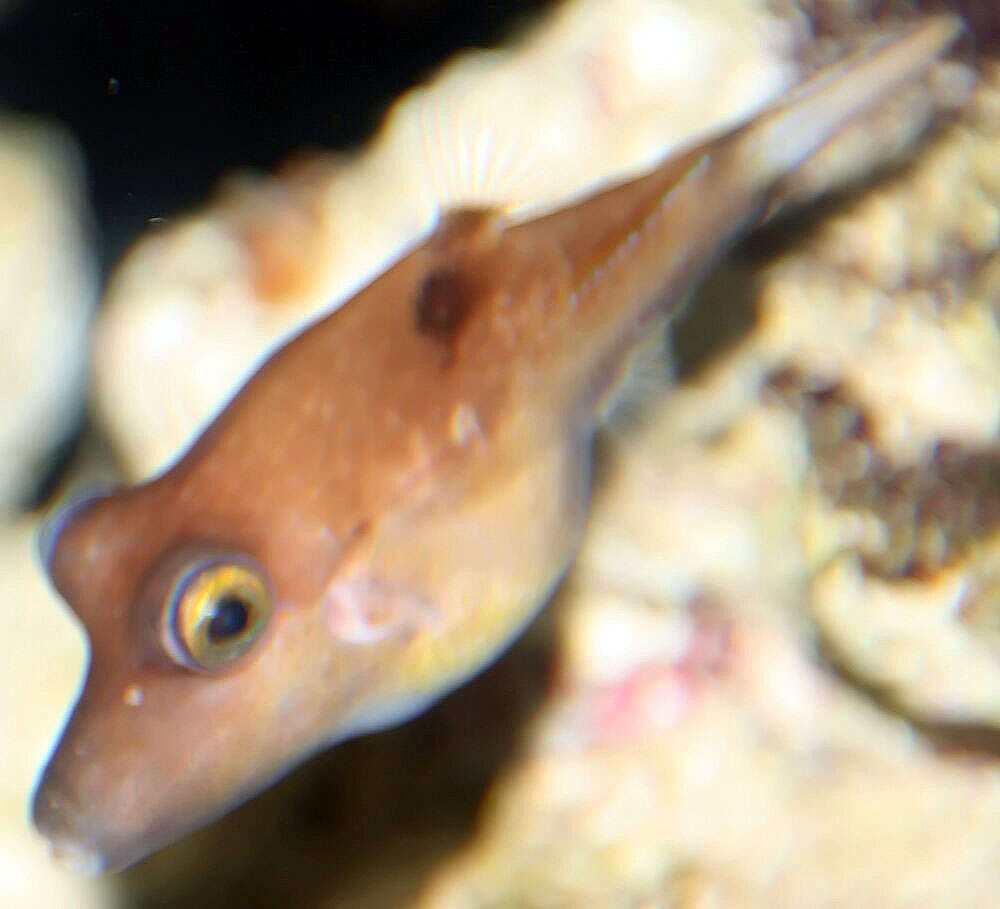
[[33, 17, 960, 872]]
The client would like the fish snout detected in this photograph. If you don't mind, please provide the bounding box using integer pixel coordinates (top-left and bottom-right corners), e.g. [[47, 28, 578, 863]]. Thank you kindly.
[[32, 765, 112, 875]]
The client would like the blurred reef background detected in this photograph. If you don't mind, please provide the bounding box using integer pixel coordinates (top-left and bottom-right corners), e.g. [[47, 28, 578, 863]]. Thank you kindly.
[[1, 1, 999, 906]]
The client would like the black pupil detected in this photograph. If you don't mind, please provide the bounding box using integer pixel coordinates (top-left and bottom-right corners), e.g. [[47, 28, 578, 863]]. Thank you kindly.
[[207, 595, 250, 642]]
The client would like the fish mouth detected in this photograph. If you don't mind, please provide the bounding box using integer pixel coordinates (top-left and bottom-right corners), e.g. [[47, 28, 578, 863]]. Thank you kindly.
[[32, 766, 155, 875], [32, 784, 111, 875], [32, 783, 173, 875], [43, 836, 108, 877]]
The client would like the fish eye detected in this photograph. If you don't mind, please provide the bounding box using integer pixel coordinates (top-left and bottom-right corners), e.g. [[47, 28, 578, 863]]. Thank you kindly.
[[163, 558, 272, 672]]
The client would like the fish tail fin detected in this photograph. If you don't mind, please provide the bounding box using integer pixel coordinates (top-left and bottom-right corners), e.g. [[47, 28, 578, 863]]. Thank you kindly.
[[730, 14, 963, 193]]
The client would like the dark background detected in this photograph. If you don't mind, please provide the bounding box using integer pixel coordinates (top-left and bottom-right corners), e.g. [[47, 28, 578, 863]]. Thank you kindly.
[[0, 0, 559, 274], [0, 0, 993, 275]]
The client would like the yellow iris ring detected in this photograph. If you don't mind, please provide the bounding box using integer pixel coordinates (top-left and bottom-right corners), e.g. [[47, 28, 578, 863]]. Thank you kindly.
[[169, 562, 272, 671]]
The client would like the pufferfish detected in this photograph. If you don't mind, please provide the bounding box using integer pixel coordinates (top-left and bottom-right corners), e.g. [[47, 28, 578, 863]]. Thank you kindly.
[[33, 15, 961, 873]]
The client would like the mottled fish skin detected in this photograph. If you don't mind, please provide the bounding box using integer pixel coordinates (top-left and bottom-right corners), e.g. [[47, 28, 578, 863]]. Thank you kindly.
[[32, 16, 961, 874]]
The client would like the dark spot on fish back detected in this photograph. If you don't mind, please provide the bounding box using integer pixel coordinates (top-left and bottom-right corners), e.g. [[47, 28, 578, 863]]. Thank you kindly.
[[414, 266, 473, 341]]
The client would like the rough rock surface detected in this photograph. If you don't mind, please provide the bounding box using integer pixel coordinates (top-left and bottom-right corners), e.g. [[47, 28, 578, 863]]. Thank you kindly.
[[0, 120, 94, 513]]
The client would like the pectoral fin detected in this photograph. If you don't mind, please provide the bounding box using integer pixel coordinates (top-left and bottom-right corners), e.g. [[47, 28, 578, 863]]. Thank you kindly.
[[322, 576, 440, 644]]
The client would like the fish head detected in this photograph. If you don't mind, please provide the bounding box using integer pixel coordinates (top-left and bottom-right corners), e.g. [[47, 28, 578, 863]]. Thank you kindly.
[[31, 478, 393, 873]]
